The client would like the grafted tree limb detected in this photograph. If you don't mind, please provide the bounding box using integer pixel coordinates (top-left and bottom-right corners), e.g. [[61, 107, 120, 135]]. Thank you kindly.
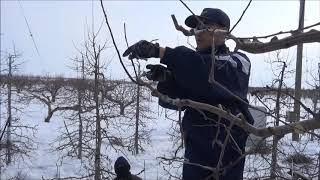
[[150, 88, 320, 138], [232, 29, 320, 54], [171, 15, 320, 54], [132, 80, 320, 138]]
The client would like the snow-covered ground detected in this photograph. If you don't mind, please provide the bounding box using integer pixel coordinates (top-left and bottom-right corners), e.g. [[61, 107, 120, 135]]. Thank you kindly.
[[0, 96, 182, 179], [1, 95, 320, 180]]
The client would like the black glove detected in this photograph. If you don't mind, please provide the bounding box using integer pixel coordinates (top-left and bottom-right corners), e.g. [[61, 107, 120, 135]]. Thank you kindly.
[[145, 64, 171, 82], [123, 40, 160, 60]]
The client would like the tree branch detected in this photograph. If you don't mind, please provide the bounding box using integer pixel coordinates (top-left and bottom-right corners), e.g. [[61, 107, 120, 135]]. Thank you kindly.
[[231, 29, 320, 53], [170, 16, 320, 54]]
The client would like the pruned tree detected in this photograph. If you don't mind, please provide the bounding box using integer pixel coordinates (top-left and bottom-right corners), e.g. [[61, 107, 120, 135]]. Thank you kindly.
[[16, 74, 80, 124], [56, 27, 112, 179], [0, 50, 36, 177], [50, 26, 146, 179]]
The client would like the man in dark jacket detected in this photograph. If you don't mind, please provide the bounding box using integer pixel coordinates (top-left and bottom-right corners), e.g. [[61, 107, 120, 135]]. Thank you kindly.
[[123, 8, 254, 180], [114, 156, 142, 180]]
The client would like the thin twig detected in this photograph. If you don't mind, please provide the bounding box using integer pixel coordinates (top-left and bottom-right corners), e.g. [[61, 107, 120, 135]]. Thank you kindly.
[[266, 86, 316, 117], [229, 0, 253, 33], [235, 21, 320, 40], [178, 0, 196, 16], [208, 35, 216, 84], [123, 23, 138, 78], [99, 0, 137, 84], [0, 117, 10, 141], [63, 120, 78, 156], [123, 23, 129, 48], [178, 0, 205, 27]]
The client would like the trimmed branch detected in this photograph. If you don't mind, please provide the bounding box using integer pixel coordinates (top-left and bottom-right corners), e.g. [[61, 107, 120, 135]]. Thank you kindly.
[[232, 29, 320, 53], [171, 15, 194, 36], [145, 82, 320, 138]]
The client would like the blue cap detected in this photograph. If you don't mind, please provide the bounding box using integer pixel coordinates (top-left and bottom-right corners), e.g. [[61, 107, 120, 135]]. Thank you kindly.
[[185, 8, 230, 30]]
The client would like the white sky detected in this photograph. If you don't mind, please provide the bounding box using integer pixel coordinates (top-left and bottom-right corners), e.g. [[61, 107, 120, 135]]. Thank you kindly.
[[1, 1, 319, 88]]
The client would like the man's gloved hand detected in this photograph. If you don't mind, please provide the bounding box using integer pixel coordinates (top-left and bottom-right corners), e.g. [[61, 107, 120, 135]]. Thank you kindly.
[[145, 64, 171, 82], [123, 40, 160, 60]]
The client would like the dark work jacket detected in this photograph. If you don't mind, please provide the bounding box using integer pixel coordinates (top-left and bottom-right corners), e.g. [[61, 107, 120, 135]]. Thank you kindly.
[[157, 44, 254, 180], [114, 174, 142, 180]]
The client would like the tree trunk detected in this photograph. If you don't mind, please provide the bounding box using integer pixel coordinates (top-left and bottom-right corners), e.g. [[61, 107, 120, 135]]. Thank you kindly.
[[77, 87, 83, 159], [77, 57, 85, 159], [6, 56, 12, 165], [270, 62, 286, 179], [311, 98, 317, 141], [134, 65, 141, 155], [292, 0, 305, 142], [94, 54, 102, 180]]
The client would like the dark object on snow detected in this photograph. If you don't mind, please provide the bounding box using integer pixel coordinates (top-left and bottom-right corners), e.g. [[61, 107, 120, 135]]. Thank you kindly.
[[185, 8, 230, 30], [114, 156, 142, 180]]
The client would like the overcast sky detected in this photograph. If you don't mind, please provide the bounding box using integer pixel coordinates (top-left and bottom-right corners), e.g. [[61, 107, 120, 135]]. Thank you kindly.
[[1, 1, 319, 88]]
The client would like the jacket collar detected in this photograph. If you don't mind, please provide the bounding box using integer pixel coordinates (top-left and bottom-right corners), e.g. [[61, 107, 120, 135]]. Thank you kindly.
[[196, 44, 229, 55]]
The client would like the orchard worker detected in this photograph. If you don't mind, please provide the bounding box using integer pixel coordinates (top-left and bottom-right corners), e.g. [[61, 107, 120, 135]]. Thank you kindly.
[[123, 8, 254, 180]]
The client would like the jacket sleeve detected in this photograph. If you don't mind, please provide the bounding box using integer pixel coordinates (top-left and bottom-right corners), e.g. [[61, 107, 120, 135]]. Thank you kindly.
[[157, 71, 186, 110], [160, 46, 251, 105]]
